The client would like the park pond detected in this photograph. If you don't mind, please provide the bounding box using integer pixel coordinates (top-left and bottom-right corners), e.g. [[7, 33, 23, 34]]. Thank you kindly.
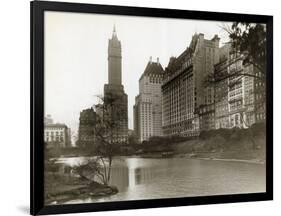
[[50, 156, 266, 204]]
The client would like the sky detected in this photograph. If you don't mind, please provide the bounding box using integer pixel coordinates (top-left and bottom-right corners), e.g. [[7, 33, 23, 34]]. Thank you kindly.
[[44, 11, 232, 142]]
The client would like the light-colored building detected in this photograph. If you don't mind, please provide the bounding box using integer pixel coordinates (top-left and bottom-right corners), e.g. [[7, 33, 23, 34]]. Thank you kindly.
[[162, 33, 220, 136], [214, 45, 257, 129], [44, 114, 53, 125], [134, 57, 164, 142], [254, 70, 266, 123], [44, 123, 71, 148]]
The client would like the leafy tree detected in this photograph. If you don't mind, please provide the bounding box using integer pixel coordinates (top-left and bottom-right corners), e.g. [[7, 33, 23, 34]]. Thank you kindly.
[[228, 22, 266, 77]]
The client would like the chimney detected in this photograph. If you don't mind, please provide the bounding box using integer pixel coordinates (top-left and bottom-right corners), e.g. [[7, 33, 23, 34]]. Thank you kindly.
[[212, 34, 220, 47], [157, 57, 159, 65], [149, 56, 152, 63]]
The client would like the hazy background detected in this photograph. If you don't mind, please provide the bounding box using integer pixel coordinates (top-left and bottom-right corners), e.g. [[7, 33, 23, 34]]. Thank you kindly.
[[44, 11, 231, 144]]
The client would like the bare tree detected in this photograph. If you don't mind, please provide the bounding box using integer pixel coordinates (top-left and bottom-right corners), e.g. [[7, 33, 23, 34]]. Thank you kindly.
[[204, 22, 266, 149], [80, 93, 125, 185]]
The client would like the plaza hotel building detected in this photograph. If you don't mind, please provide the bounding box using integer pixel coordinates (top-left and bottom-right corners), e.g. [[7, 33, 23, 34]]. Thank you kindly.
[[161, 33, 220, 137], [134, 32, 266, 141]]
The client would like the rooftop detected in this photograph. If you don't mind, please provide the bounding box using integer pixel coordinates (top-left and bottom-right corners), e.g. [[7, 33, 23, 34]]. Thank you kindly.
[[143, 59, 164, 76], [45, 123, 68, 128]]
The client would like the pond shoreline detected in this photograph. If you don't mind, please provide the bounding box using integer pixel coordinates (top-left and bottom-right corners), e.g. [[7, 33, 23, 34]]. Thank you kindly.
[[191, 157, 265, 164], [133, 150, 265, 165], [58, 150, 266, 165], [45, 176, 118, 205]]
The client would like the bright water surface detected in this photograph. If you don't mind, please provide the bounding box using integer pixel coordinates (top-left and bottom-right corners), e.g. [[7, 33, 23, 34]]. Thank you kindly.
[[58, 156, 265, 204]]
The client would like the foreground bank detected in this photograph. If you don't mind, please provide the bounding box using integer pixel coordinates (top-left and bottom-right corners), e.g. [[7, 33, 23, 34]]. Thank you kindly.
[[45, 173, 118, 205]]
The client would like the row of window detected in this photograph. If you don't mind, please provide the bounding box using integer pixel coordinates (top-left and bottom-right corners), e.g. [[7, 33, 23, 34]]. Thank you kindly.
[[256, 113, 266, 121], [149, 76, 162, 84], [45, 136, 64, 142], [229, 89, 242, 98], [45, 131, 64, 136]]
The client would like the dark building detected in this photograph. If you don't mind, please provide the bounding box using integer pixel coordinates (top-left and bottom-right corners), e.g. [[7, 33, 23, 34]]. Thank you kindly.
[[133, 96, 140, 141], [77, 108, 97, 149], [103, 26, 128, 143]]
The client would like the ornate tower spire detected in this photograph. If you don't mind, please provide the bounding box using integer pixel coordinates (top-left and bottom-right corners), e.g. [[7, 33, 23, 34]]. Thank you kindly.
[[104, 26, 128, 144], [108, 24, 122, 85], [112, 24, 117, 38]]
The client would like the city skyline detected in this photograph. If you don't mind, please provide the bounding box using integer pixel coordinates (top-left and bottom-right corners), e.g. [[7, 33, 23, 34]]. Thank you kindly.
[[40, 4, 268, 207], [44, 11, 231, 142]]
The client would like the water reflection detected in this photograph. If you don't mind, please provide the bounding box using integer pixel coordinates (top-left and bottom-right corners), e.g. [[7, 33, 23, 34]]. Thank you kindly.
[[109, 166, 129, 191], [109, 162, 154, 189], [57, 157, 265, 204], [109, 158, 160, 190], [135, 167, 153, 185]]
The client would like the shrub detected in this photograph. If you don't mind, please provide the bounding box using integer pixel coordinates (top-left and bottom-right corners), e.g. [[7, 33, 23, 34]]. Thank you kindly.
[[251, 122, 266, 137]]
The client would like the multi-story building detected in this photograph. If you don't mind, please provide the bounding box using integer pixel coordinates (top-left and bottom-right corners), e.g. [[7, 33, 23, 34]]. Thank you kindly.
[[44, 114, 53, 125], [134, 57, 164, 142], [214, 44, 231, 129], [243, 63, 257, 126], [44, 123, 71, 148], [162, 33, 220, 137], [133, 96, 140, 140], [103, 26, 128, 144], [254, 70, 266, 123], [77, 108, 97, 149], [214, 45, 257, 129]]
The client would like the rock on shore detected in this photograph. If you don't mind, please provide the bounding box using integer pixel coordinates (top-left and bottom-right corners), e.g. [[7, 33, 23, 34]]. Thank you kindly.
[[45, 179, 118, 205]]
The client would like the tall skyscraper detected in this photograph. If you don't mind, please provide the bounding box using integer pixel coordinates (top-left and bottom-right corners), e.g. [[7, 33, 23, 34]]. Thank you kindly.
[[134, 57, 164, 142], [107, 25, 122, 86], [103, 26, 128, 143]]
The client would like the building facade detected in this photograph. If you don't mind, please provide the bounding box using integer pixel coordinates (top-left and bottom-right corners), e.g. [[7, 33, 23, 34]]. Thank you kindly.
[[254, 69, 266, 123], [214, 45, 258, 129], [103, 26, 128, 144], [77, 108, 97, 149], [162, 33, 220, 137], [44, 123, 71, 148], [134, 58, 164, 142], [44, 114, 54, 125], [214, 45, 231, 129]]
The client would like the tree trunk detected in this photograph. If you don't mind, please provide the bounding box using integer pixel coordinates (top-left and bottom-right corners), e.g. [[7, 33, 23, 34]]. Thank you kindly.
[[107, 157, 112, 183]]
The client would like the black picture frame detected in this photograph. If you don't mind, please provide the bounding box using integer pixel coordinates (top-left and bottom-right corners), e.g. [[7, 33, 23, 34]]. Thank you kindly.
[[31, 1, 273, 215]]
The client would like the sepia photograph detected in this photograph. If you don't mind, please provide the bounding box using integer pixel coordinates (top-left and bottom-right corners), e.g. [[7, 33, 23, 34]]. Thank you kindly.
[[43, 10, 267, 206]]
